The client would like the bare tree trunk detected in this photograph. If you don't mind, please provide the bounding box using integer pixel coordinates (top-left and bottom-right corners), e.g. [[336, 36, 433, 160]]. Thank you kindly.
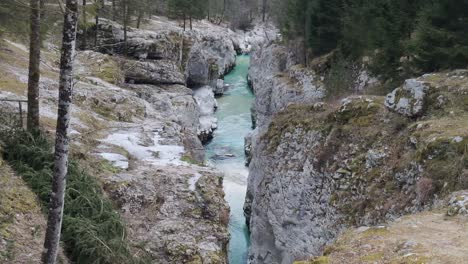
[[183, 12, 186, 31], [123, 0, 128, 55], [136, 9, 143, 28], [112, 0, 116, 20], [262, 0, 267, 22], [41, 0, 78, 263], [82, 0, 87, 48], [304, 2, 310, 67], [189, 14, 192, 30], [27, 0, 42, 130], [94, 0, 101, 48], [217, 0, 226, 25]]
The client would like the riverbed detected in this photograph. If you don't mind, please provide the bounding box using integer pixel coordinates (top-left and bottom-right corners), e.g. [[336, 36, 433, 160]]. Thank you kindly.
[[206, 55, 253, 264]]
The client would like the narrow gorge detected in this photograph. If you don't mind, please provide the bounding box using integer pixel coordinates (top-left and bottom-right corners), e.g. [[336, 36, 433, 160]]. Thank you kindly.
[[206, 55, 253, 264], [0, 1, 467, 264]]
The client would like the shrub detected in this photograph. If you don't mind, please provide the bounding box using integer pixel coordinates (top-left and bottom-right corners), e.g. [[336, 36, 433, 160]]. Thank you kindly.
[[0, 129, 145, 264], [416, 177, 434, 205]]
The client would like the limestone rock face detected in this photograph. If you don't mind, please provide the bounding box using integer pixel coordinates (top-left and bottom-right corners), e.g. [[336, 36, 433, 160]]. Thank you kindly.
[[247, 128, 341, 263], [194, 86, 218, 144], [123, 60, 185, 85], [245, 68, 468, 263], [248, 44, 325, 128], [214, 79, 225, 96], [447, 190, 468, 216], [185, 38, 236, 87], [86, 18, 238, 88], [88, 18, 182, 61], [385, 79, 428, 117]]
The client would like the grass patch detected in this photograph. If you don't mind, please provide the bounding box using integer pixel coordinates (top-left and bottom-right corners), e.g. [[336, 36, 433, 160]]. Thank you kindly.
[[0, 71, 27, 96], [0, 129, 147, 264], [181, 155, 201, 165]]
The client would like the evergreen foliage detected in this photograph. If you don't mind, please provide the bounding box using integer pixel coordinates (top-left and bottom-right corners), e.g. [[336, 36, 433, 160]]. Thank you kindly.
[[411, 0, 468, 72], [274, 0, 468, 81], [0, 130, 146, 264], [0, 0, 33, 40]]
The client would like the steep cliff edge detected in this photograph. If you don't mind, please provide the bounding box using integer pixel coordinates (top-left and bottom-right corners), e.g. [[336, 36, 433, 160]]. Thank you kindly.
[[245, 48, 468, 264]]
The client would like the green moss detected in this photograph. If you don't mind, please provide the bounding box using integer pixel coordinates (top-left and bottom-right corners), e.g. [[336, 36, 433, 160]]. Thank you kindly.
[[263, 104, 332, 153], [361, 227, 389, 238], [0, 71, 27, 95], [0, 239, 15, 261], [187, 255, 203, 264], [462, 94, 468, 111], [334, 98, 383, 125], [99, 160, 121, 174], [181, 155, 201, 165], [416, 137, 467, 192], [96, 63, 123, 84], [294, 256, 329, 264], [361, 253, 384, 262]]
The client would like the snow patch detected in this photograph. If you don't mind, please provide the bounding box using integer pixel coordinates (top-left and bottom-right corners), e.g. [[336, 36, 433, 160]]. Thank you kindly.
[[99, 153, 129, 169], [188, 172, 202, 191], [102, 130, 185, 166], [4, 40, 29, 53]]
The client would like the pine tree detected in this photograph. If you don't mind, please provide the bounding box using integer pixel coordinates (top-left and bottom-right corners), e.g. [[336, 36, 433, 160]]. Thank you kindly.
[[412, 0, 468, 72]]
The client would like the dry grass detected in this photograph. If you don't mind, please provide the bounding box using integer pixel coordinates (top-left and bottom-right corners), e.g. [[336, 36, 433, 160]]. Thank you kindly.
[[324, 211, 468, 264]]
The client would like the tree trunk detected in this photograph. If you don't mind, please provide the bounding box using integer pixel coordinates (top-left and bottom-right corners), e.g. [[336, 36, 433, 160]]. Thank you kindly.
[[82, 0, 87, 48], [123, 0, 128, 55], [217, 0, 226, 25], [183, 13, 186, 31], [189, 14, 192, 30], [41, 0, 78, 263], [304, 2, 311, 66], [94, 0, 101, 48], [112, 0, 116, 20], [27, 0, 42, 131], [262, 0, 267, 22], [179, 32, 184, 66], [137, 9, 143, 28]]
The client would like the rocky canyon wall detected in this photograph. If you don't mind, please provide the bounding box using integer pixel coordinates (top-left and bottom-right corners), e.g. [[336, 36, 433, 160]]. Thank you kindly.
[[245, 42, 468, 264]]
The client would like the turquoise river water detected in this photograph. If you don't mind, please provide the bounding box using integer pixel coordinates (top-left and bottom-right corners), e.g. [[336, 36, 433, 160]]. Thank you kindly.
[[206, 55, 253, 264]]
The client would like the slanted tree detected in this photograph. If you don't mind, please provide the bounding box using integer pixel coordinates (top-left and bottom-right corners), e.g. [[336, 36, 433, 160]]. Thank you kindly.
[[27, 0, 42, 130], [41, 0, 79, 263]]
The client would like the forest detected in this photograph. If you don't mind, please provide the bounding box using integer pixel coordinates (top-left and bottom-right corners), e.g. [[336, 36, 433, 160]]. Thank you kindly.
[[272, 0, 468, 86]]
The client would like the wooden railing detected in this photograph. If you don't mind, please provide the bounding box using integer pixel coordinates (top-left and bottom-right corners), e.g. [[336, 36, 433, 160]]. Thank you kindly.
[[0, 98, 28, 128]]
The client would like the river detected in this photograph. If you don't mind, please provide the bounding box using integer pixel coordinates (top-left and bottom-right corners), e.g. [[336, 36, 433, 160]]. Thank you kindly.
[[206, 55, 253, 264]]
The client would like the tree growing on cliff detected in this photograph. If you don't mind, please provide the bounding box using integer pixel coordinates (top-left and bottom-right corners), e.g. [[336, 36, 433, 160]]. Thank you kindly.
[[42, 0, 79, 263]]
